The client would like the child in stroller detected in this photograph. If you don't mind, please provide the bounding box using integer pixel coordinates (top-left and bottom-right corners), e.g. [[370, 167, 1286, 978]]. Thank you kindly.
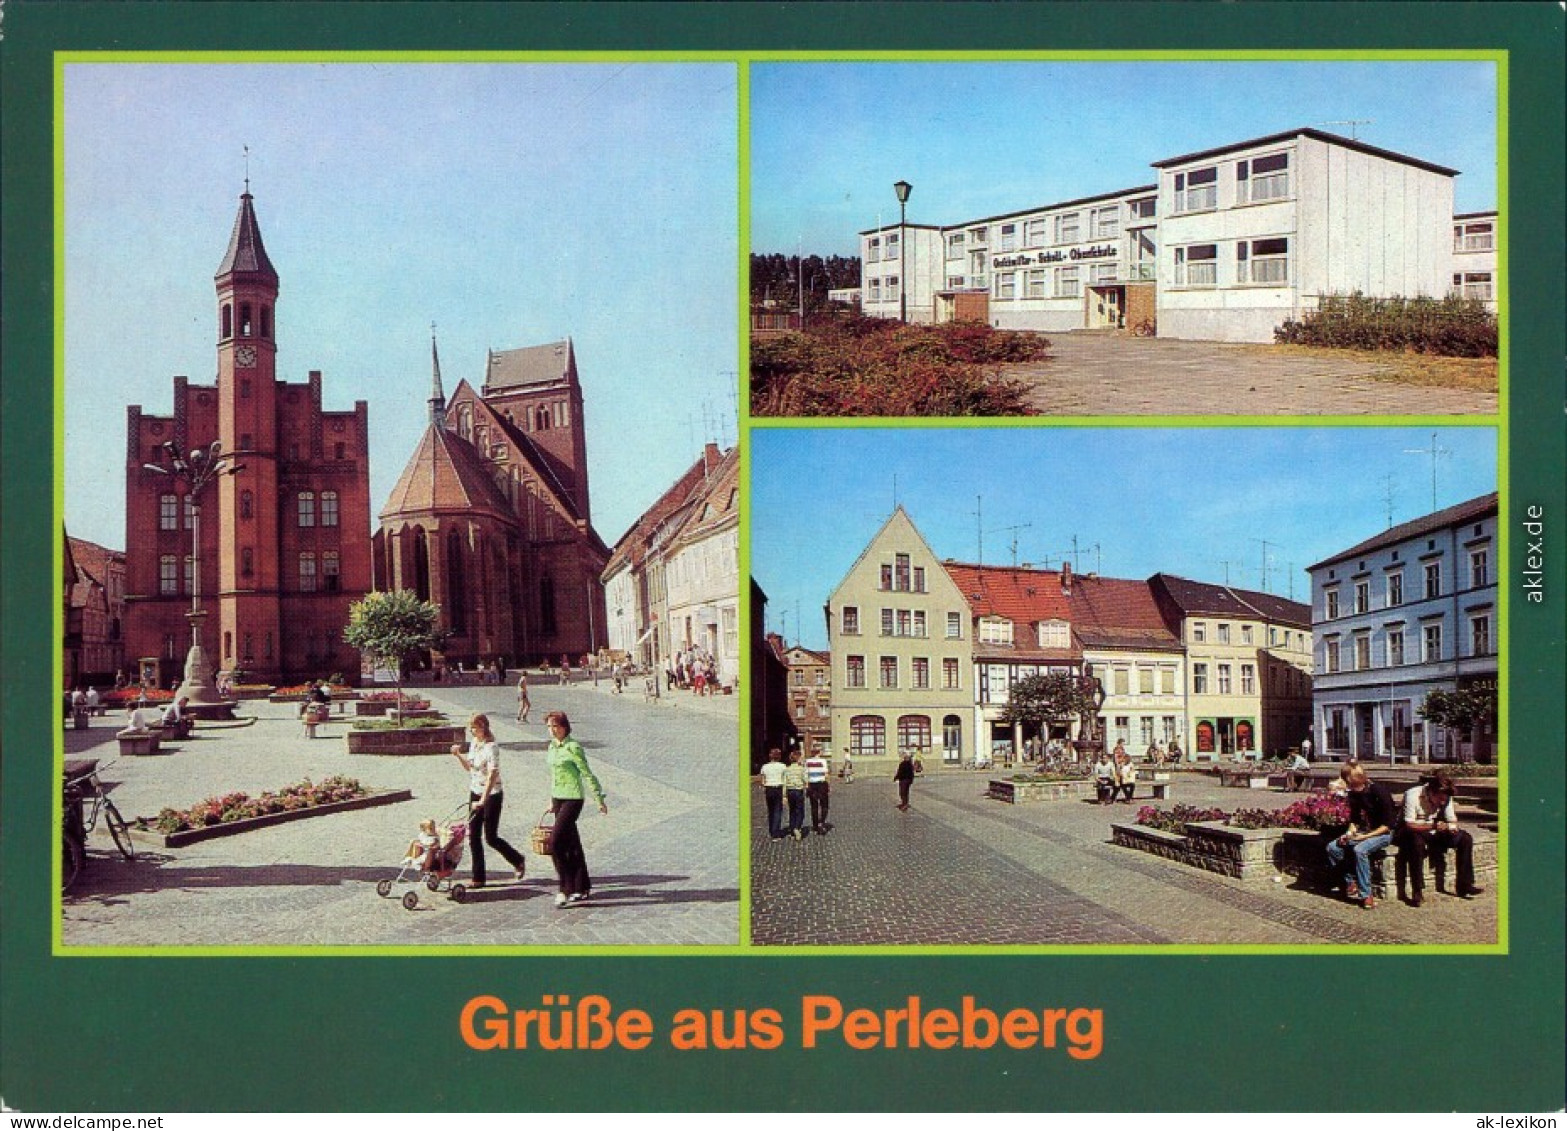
[[380, 814, 470, 908], [402, 818, 441, 870]]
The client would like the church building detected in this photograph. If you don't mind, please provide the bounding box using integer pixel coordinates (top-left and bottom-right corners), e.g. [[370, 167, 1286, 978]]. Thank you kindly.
[[372, 337, 609, 668], [123, 191, 373, 686]]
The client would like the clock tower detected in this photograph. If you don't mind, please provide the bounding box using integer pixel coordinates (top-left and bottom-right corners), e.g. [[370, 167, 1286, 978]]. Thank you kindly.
[[214, 190, 282, 676]]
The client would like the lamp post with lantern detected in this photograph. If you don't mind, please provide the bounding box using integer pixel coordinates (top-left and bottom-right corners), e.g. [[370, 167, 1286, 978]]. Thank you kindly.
[[142, 440, 243, 718], [893, 179, 912, 323]]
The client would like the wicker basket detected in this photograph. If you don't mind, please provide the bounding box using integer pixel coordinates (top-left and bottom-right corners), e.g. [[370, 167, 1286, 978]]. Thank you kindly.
[[529, 809, 557, 855]]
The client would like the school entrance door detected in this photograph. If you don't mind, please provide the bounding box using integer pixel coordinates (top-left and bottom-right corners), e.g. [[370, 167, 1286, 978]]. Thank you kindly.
[[1088, 285, 1124, 329]]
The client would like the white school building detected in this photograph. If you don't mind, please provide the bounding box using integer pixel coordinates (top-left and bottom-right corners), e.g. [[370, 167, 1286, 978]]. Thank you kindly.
[[854, 127, 1494, 344]]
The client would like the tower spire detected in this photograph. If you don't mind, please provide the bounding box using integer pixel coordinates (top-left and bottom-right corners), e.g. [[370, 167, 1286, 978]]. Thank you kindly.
[[429, 323, 447, 428]]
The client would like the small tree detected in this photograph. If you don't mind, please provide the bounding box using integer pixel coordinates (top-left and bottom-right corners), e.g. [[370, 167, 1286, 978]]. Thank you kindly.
[[1419, 681, 1498, 763], [342, 590, 447, 726], [999, 673, 1101, 752]]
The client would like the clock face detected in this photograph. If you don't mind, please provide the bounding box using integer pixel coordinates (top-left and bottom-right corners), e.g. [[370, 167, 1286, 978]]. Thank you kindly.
[[235, 345, 257, 368]]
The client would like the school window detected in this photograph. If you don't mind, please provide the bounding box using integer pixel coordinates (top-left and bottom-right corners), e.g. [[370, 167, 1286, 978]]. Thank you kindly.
[[1192, 663, 1208, 693], [1387, 629, 1404, 667], [297, 492, 315, 528], [879, 656, 899, 689], [1090, 263, 1117, 286], [1354, 581, 1369, 614], [1454, 220, 1493, 252], [1091, 206, 1119, 239], [1237, 237, 1290, 285], [1054, 266, 1080, 298], [913, 658, 931, 690], [1217, 664, 1232, 694], [943, 658, 961, 690], [850, 716, 885, 759], [1470, 615, 1491, 657], [946, 232, 965, 259], [321, 491, 339, 527], [884, 276, 900, 301], [1174, 244, 1218, 287], [1174, 166, 1218, 212], [968, 226, 988, 245], [1025, 269, 1048, 299], [841, 606, 860, 635], [299, 553, 317, 593], [1388, 572, 1404, 607], [846, 656, 866, 689], [1470, 549, 1489, 588], [1425, 562, 1442, 599], [159, 494, 178, 530], [323, 551, 341, 592], [885, 233, 899, 257], [159, 555, 178, 595], [1128, 197, 1157, 221], [868, 278, 881, 301], [1237, 151, 1290, 203], [998, 223, 1018, 252], [1452, 272, 1493, 301], [1024, 218, 1047, 247], [946, 612, 963, 639], [995, 272, 1017, 301], [866, 237, 880, 263], [1055, 212, 1081, 244], [1423, 623, 1442, 663]]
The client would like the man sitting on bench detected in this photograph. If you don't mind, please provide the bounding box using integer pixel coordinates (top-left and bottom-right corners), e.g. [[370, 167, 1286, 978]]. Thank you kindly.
[[1397, 773, 1484, 907], [1283, 750, 1312, 792]]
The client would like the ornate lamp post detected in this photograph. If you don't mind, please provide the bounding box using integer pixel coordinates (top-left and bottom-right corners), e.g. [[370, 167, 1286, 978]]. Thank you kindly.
[[893, 179, 912, 323], [143, 440, 243, 716]]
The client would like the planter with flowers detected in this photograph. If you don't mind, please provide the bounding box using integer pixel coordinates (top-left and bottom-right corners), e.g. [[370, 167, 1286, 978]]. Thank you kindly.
[[345, 715, 463, 755], [149, 775, 412, 847]]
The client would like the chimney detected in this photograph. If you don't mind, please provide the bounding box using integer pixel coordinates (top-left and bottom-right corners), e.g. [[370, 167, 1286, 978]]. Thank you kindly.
[[1061, 561, 1072, 595]]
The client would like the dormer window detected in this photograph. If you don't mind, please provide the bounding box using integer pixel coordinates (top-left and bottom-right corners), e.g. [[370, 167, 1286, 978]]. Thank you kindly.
[[979, 616, 1014, 645], [1036, 620, 1070, 649]]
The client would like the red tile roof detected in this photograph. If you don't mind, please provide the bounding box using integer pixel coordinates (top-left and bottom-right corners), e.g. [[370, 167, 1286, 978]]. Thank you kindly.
[[379, 422, 514, 523], [943, 562, 1181, 657]]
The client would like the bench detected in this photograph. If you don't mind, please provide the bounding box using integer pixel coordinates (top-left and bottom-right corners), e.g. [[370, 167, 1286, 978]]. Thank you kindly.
[[116, 729, 162, 756]]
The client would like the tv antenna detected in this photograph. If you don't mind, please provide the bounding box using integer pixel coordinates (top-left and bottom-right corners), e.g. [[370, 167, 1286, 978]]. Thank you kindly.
[[1403, 432, 1452, 511], [986, 522, 1033, 567], [1321, 118, 1374, 140]]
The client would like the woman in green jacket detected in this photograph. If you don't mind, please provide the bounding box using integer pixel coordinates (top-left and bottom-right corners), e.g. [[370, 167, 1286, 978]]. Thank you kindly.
[[544, 711, 609, 907]]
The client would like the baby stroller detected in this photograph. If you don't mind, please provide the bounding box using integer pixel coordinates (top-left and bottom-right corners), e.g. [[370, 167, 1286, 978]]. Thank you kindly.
[[376, 804, 471, 909]]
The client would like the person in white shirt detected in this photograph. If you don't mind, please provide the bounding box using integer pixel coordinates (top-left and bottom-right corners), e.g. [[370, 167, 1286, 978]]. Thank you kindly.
[[1397, 774, 1483, 906], [804, 750, 831, 833], [1284, 751, 1312, 792], [759, 748, 788, 840]]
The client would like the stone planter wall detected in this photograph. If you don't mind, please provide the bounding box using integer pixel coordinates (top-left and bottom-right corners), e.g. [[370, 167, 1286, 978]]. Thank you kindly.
[[345, 725, 465, 755], [353, 700, 435, 718], [989, 779, 1096, 803], [162, 788, 413, 847]]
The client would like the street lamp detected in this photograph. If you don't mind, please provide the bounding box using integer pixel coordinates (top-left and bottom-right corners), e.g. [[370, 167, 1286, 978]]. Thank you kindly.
[[893, 179, 912, 323], [143, 440, 244, 715]]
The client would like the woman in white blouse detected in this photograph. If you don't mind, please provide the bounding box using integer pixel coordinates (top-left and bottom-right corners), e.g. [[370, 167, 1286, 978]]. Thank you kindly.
[[450, 714, 527, 888]]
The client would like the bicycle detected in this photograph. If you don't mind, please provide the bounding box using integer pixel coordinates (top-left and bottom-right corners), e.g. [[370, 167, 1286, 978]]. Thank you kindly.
[[67, 761, 136, 862]]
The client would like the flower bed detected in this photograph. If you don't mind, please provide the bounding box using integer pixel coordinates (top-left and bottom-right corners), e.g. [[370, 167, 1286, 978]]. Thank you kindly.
[[102, 688, 175, 707], [228, 683, 277, 700], [147, 775, 412, 847], [345, 723, 465, 755], [350, 715, 450, 730], [354, 698, 433, 717], [269, 683, 358, 704]]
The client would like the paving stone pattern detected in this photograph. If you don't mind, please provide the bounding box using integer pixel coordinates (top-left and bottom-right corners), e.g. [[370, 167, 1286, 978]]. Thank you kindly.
[[62, 680, 738, 948], [1010, 333, 1498, 417], [750, 770, 1498, 947]]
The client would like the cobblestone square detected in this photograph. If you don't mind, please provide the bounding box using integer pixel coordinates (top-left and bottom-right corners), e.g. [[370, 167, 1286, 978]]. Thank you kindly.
[[62, 679, 739, 948], [749, 768, 1498, 947]]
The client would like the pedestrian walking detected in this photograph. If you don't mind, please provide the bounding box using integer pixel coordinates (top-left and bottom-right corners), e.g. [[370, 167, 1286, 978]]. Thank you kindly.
[[783, 750, 807, 839], [544, 711, 608, 907], [449, 714, 527, 889], [759, 748, 788, 840], [515, 671, 531, 723], [893, 748, 919, 811], [804, 749, 831, 833]]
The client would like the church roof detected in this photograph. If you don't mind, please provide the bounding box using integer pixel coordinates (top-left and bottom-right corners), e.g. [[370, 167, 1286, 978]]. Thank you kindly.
[[215, 192, 278, 282], [485, 340, 575, 391], [379, 422, 515, 524]]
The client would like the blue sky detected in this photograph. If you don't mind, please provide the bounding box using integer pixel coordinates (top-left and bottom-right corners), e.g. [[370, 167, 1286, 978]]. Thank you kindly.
[[751, 60, 1498, 255], [63, 62, 738, 550], [751, 427, 1499, 651]]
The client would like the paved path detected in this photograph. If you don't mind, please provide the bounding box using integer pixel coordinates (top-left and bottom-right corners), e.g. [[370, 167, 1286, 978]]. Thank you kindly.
[[750, 770, 1497, 947], [1008, 333, 1497, 416], [63, 680, 738, 948]]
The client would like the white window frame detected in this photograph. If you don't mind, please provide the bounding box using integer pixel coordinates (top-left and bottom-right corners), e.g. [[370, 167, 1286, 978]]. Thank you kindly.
[[1174, 244, 1218, 287], [998, 223, 1018, 252], [1091, 205, 1119, 239], [1454, 220, 1494, 252], [1054, 212, 1081, 245], [1452, 272, 1493, 301], [979, 617, 1014, 646], [995, 272, 1017, 301], [1387, 629, 1404, 667], [946, 611, 963, 639], [1237, 236, 1290, 285], [1054, 266, 1081, 299], [866, 237, 880, 264], [1174, 166, 1218, 213], [1025, 268, 1048, 299], [1237, 151, 1290, 204], [1024, 218, 1047, 248], [1423, 623, 1442, 663], [946, 232, 965, 259]]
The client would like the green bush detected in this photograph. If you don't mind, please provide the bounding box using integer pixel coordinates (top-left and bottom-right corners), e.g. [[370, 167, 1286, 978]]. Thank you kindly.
[[350, 715, 452, 731], [1275, 292, 1496, 357], [752, 317, 1046, 416]]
